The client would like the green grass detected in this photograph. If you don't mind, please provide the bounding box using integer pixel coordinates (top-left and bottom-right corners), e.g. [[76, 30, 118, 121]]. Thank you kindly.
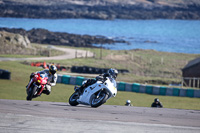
[[0, 43, 65, 58], [44, 46, 200, 86], [0, 61, 200, 110], [1, 44, 199, 86], [0, 54, 43, 58], [105, 91, 200, 110]]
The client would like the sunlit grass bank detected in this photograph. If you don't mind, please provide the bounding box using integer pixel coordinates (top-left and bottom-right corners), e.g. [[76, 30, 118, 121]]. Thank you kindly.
[[0, 61, 199, 110]]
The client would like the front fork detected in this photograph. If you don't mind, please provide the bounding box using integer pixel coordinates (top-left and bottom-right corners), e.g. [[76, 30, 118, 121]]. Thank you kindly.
[[27, 79, 33, 89], [38, 85, 45, 95], [26, 79, 33, 94], [96, 89, 109, 99], [96, 90, 102, 99]]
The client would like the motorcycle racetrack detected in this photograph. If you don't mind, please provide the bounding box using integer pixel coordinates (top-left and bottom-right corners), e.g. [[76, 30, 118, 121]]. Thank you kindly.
[[0, 99, 200, 133], [0, 46, 200, 132]]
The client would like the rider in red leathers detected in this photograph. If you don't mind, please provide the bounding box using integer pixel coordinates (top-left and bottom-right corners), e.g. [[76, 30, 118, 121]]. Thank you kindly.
[[26, 64, 57, 95]]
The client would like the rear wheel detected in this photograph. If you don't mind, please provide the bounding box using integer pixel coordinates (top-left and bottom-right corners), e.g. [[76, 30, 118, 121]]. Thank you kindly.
[[90, 90, 108, 108], [69, 92, 79, 106], [26, 86, 37, 101]]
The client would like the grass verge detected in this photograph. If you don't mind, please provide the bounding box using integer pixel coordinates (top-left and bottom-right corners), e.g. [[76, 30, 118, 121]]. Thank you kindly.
[[0, 43, 65, 58], [0, 61, 199, 110]]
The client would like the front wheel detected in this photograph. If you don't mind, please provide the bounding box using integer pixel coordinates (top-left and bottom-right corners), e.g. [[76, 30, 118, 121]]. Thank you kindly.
[[69, 92, 79, 106], [26, 86, 37, 101], [90, 91, 108, 108]]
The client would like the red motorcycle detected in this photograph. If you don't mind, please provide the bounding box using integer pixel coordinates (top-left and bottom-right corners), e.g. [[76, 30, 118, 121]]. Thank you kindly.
[[26, 72, 48, 101]]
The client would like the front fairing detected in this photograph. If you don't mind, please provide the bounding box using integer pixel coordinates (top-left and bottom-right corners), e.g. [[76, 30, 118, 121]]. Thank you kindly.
[[77, 82, 102, 105], [29, 72, 47, 96], [77, 78, 117, 105], [31, 82, 45, 96], [37, 72, 48, 85], [104, 77, 117, 97]]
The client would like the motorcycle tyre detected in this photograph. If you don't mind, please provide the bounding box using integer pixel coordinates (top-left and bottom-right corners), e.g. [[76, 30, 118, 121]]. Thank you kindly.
[[90, 91, 108, 108], [69, 92, 79, 106], [26, 86, 37, 101]]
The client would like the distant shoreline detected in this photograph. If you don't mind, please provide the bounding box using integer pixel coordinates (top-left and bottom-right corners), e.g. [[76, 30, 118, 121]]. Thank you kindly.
[[1, 18, 200, 54], [1, 0, 200, 20], [0, 27, 127, 48]]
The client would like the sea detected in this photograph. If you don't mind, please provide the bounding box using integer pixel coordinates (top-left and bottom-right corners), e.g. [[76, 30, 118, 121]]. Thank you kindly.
[[0, 17, 200, 54]]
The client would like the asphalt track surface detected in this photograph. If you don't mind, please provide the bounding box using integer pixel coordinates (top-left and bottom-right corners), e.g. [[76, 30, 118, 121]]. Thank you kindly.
[[0, 99, 200, 133]]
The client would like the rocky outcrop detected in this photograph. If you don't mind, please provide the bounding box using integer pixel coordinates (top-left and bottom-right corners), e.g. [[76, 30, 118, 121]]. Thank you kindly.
[[0, 28, 127, 47], [0, 31, 31, 48], [0, 0, 200, 20], [0, 31, 33, 54]]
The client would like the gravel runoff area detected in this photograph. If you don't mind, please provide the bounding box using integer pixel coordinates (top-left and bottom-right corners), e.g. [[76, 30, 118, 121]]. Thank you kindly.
[[0, 99, 200, 133]]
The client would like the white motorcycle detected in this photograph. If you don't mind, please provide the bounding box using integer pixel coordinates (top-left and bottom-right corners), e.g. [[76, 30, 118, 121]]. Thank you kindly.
[[69, 77, 117, 108]]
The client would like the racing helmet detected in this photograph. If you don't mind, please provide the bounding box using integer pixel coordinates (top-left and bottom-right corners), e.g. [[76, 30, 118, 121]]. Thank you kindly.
[[154, 98, 159, 102], [126, 100, 131, 104], [49, 64, 57, 75], [108, 68, 118, 79]]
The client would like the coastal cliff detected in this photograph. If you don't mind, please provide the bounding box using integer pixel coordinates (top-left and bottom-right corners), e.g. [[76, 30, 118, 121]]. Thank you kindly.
[[0, 0, 200, 20]]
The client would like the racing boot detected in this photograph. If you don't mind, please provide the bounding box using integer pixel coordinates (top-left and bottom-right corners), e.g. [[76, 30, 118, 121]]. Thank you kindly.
[[42, 90, 50, 95], [75, 86, 84, 96], [42, 85, 51, 95]]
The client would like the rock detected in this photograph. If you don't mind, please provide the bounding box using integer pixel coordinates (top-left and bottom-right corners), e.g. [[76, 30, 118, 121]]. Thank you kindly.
[[0, 28, 128, 47], [0, 31, 31, 48], [0, 31, 32, 54]]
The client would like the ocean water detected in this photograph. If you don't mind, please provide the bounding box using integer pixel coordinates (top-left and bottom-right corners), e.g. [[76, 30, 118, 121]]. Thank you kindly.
[[0, 17, 200, 54]]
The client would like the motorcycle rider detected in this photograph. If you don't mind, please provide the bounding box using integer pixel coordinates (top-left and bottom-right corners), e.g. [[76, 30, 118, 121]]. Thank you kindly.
[[151, 98, 163, 108], [125, 100, 132, 106], [76, 68, 118, 95], [26, 64, 58, 95]]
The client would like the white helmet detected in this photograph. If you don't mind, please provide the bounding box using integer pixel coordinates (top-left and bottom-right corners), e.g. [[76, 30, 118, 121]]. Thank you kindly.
[[126, 100, 131, 104], [108, 68, 118, 79]]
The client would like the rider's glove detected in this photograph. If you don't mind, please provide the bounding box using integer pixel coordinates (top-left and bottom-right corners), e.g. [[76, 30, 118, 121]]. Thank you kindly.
[[47, 81, 51, 86], [96, 76, 104, 81], [30, 72, 36, 79], [103, 73, 110, 78]]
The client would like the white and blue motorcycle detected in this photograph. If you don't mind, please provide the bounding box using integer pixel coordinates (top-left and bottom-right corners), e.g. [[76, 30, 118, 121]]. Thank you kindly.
[[69, 77, 117, 108]]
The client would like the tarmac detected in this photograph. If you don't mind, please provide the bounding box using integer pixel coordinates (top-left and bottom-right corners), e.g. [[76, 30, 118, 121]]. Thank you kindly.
[[0, 99, 200, 133]]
